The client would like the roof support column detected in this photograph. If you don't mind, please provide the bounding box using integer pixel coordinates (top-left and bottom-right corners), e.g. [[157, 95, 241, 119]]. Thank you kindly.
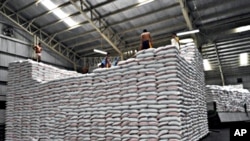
[[69, 0, 124, 60], [178, 0, 200, 49], [214, 43, 225, 86]]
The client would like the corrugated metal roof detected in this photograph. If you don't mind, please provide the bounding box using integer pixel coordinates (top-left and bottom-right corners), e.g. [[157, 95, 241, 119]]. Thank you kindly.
[[1, 0, 250, 83]]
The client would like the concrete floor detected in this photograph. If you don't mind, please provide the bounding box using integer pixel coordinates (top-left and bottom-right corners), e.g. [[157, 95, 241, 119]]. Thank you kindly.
[[201, 128, 229, 141]]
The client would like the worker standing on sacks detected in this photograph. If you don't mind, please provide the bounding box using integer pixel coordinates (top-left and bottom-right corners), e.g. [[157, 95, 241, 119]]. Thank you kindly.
[[140, 29, 153, 50]]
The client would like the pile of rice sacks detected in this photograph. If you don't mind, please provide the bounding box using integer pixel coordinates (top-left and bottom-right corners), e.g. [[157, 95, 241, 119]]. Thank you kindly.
[[6, 45, 208, 141], [206, 85, 250, 112]]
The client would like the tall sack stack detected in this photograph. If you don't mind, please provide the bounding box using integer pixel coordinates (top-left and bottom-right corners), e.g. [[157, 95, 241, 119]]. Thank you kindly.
[[6, 45, 208, 141], [94, 66, 124, 141], [89, 69, 106, 141], [206, 85, 250, 112], [180, 45, 209, 139], [119, 58, 140, 141], [6, 60, 83, 141], [136, 48, 159, 141], [155, 46, 189, 141]]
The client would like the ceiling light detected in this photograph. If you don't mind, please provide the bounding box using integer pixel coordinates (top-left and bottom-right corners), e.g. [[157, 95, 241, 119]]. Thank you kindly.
[[53, 9, 69, 19], [94, 49, 107, 55], [240, 53, 248, 66], [234, 25, 250, 33], [64, 18, 79, 27], [40, 0, 57, 10], [179, 38, 194, 44], [40, 0, 78, 27], [177, 29, 200, 36], [203, 59, 212, 71], [137, 0, 155, 7]]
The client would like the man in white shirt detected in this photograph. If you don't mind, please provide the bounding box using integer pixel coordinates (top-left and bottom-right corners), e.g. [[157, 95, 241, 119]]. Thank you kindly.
[[171, 33, 180, 50]]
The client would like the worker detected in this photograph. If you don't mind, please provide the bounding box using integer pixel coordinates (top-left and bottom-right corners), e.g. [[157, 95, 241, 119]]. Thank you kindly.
[[100, 52, 111, 68], [82, 65, 89, 74], [171, 33, 180, 50], [33, 42, 42, 62], [112, 57, 119, 66], [140, 29, 153, 50]]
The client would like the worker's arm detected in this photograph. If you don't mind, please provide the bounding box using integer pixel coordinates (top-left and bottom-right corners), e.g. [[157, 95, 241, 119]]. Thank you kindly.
[[149, 33, 153, 46]]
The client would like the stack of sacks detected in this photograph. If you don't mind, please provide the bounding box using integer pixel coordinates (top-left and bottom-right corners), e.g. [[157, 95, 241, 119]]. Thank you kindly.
[[77, 73, 94, 141], [90, 69, 107, 141], [206, 85, 250, 112], [63, 77, 83, 141], [5, 61, 19, 140], [136, 49, 159, 141], [179, 44, 197, 63], [6, 45, 209, 141], [155, 45, 190, 141], [93, 67, 121, 141], [118, 59, 140, 141], [6, 60, 83, 141], [6, 60, 42, 141], [180, 45, 209, 139]]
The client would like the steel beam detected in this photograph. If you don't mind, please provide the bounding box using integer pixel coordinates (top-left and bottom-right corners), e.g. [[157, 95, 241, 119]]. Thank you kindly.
[[214, 43, 225, 86], [10, 1, 37, 16], [121, 14, 184, 34], [81, 36, 169, 56], [72, 37, 103, 49], [178, 0, 200, 48], [57, 3, 180, 42], [105, 3, 179, 27], [63, 29, 96, 42], [49, 22, 86, 37], [0, 4, 81, 68], [0, 0, 11, 10], [124, 23, 185, 43], [70, 0, 124, 60], [76, 23, 185, 56], [24, 0, 115, 28], [204, 47, 250, 58], [63, 3, 179, 44], [23, 1, 72, 25], [197, 4, 250, 26], [39, 12, 81, 29], [70, 19, 185, 51]]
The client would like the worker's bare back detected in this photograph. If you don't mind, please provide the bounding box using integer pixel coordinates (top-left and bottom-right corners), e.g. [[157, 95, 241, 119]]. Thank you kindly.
[[141, 32, 151, 41]]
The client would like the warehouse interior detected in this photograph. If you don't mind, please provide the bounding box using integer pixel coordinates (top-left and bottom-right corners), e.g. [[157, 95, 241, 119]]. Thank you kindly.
[[0, 0, 250, 140]]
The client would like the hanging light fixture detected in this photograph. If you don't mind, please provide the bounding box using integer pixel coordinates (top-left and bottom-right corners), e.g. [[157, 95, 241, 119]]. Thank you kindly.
[[177, 29, 200, 36], [93, 49, 107, 55]]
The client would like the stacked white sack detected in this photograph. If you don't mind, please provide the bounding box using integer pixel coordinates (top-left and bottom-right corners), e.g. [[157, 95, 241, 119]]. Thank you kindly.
[[206, 85, 250, 112], [6, 45, 208, 141], [154, 46, 183, 141], [136, 48, 159, 141], [180, 45, 209, 139], [6, 60, 83, 141]]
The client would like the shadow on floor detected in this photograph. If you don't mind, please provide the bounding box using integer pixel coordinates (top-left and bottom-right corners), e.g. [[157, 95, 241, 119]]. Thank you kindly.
[[201, 128, 229, 141]]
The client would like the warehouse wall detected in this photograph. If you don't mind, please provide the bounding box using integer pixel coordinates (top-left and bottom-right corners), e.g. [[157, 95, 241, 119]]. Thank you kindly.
[[0, 16, 75, 125], [206, 74, 250, 90], [225, 75, 250, 90]]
